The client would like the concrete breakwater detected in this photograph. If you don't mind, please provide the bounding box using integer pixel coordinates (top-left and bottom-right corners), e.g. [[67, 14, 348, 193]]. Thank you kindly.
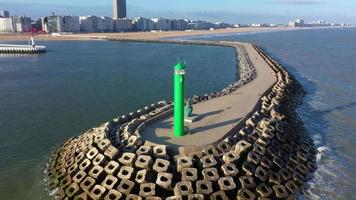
[[0, 44, 46, 54], [46, 40, 316, 200]]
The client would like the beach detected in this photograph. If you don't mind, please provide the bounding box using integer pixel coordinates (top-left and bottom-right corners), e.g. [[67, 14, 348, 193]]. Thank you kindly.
[[0, 27, 303, 41]]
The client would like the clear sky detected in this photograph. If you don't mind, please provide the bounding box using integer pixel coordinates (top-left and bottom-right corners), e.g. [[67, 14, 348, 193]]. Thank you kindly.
[[0, 0, 355, 24]]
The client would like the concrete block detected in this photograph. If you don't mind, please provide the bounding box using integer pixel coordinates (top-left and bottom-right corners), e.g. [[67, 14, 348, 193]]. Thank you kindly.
[[239, 176, 256, 189], [202, 168, 219, 181], [272, 185, 289, 199], [135, 169, 151, 184], [268, 170, 281, 185], [86, 147, 99, 160], [96, 139, 111, 152], [146, 197, 162, 200], [176, 156, 193, 172], [59, 175, 72, 187], [156, 172, 173, 190], [256, 183, 272, 197], [237, 188, 256, 200], [117, 166, 134, 180], [104, 189, 123, 200], [153, 145, 169, 159], [75, 152, 85, 163], [88, 165, 104, 180], [119, 152, 137, 167], [126, 194, 142, 200], [260, 156, 273, 169], [104, 160, 120, 175], [65, 182, 80, 197], [136, 145, 152, 156], [242, 161, 256, 176], [117, 179, 135, 195], [196, 180, 213, 195], [210, 191, 229, 200], [253, 144, 266, 156], [102, 175, 118, 190], [153, 158, 170, 173], [72, 170, 87, 183], [285, 180, 299, 194], [104, 146, 119, 160], [273, 156, 285, 169], [221, 163, 239, 177], [234, 140, 252, 156], [73, 193, 88, 200], [200, 155, 217, 168], [255, 166, 268, 182], [135, 155, 153, 170], [181, 168, 198, 181], [217, 141, 231, 153], [166, 196, 182, 200], [139, 182, 156, 197], [222, 152, 240, 164], [174, 181, 193, 196], [203, 145, 219, 156], [89, 185, 107, 200], [127, 135, 142, 147], [80, 176, 96, 193], [67, 163, 79, 176], [218, 176, 236, 191], [92, 153, 106, 166], [279, 168, 292, 182]]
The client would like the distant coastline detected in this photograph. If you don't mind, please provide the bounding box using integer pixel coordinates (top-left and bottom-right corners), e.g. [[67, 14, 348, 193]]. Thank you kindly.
[[0, 26, 353, 42]]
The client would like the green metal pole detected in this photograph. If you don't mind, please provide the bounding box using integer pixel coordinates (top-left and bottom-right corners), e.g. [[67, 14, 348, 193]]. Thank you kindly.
[[174, 62, 185, 137]]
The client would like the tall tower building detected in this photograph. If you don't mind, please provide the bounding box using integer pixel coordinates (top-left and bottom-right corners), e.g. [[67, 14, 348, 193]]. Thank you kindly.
[[113, 0, 127, 19]]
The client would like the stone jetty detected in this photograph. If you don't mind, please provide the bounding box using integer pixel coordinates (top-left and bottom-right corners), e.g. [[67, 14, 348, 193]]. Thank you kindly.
[[0, 44, 46, 54], [46, 39, 316, 200]]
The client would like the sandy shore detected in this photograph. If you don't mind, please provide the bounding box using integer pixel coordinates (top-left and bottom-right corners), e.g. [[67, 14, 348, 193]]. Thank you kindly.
[[0, 27, 302, 41]]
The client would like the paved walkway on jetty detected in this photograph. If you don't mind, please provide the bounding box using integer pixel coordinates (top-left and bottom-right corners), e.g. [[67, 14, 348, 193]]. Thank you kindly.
[[141, 42, 276, 153]]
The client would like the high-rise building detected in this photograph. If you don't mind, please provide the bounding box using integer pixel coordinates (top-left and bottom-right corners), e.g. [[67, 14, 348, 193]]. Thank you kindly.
[[0, 10, 10, 18], [113, 0, 127, 19]]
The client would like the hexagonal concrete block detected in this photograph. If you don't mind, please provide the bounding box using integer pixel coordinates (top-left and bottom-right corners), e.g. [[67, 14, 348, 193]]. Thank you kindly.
[[92, 153, 106, 166], [256, 183, 273, 197], [153, 145, 169, 159], [255, 166, 269, 182], [80, 176, 96, 193], [203, 145, 219, 156]]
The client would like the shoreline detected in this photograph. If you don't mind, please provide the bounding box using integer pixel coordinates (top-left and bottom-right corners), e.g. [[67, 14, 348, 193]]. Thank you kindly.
[[46, 38, 316, 199], [0, 26, 352, 42]]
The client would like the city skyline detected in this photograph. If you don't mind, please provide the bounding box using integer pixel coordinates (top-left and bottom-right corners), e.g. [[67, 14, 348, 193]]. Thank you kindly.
[[0, 0, 355, 24]]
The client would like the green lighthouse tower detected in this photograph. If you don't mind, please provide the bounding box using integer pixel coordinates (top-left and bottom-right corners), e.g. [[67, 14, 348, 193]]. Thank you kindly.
[[174, 62, 186, 137]]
